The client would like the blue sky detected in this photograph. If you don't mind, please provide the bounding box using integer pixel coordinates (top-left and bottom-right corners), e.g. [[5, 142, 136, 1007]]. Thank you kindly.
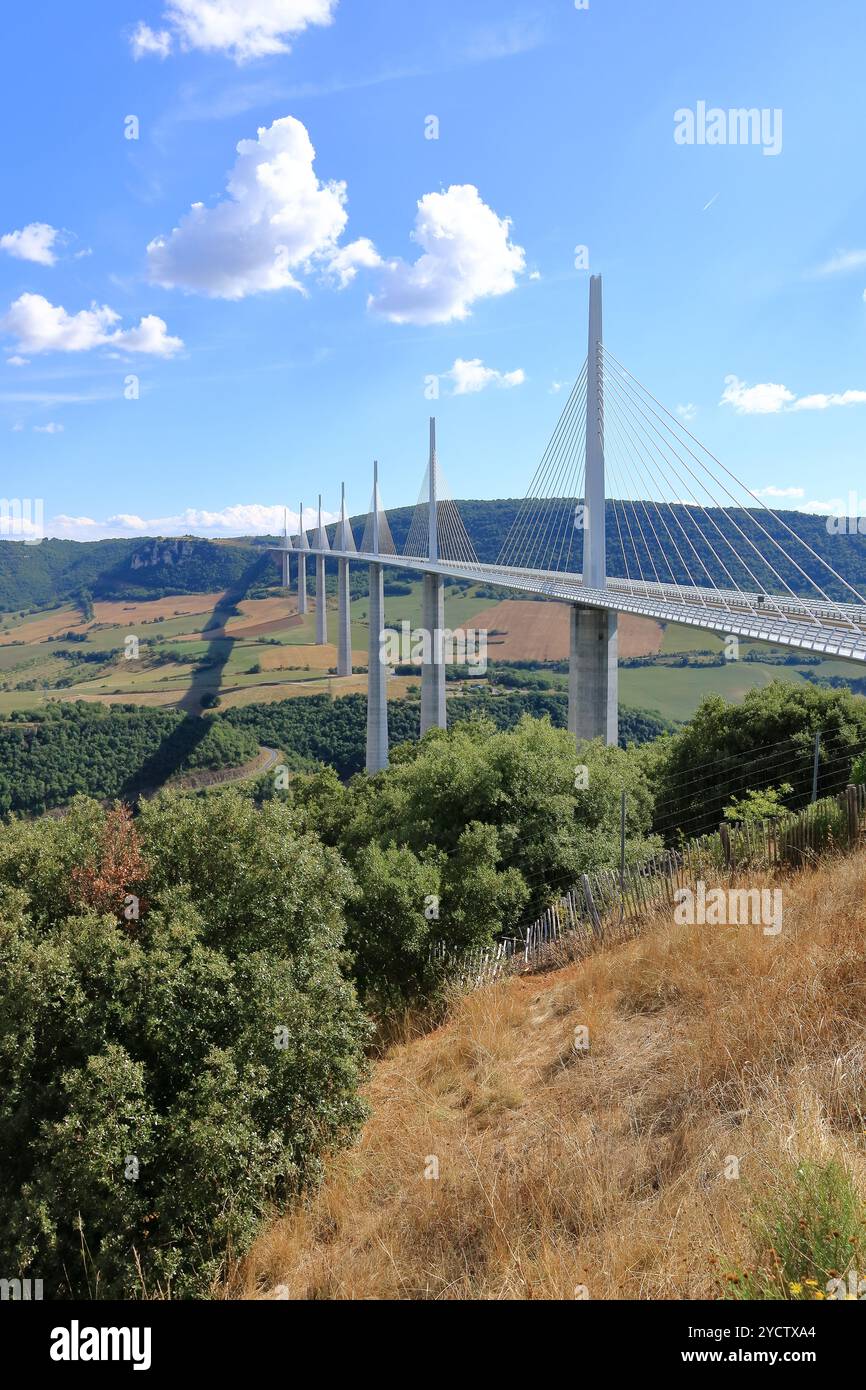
[[2, 0, 865, 540]]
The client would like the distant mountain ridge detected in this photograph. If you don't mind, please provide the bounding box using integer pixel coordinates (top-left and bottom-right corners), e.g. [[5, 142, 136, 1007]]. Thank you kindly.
[[1, 500, 864, 611]]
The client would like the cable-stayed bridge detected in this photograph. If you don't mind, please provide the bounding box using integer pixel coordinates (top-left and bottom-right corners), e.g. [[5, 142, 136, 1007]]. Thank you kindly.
[[276, 276, 866, 773]]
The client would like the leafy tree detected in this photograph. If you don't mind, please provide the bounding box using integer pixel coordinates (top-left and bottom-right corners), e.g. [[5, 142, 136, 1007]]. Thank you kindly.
[[649, 682, 866, 842], [0, 791, 369, 1297]]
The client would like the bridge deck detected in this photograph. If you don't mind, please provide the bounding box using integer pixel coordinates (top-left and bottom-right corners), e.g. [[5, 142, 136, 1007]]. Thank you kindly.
[[295, 546, 866, 665]]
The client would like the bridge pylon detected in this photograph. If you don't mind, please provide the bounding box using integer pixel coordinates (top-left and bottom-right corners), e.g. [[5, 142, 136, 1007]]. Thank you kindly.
[[295, 500, 309, 616], [336, 482, 354, 677], [366, 461, 390, 773], [314, 493, 329, 644], [570, 273, 618, 746], [280, 507, 290, 588], [421, 418, 447, 735]]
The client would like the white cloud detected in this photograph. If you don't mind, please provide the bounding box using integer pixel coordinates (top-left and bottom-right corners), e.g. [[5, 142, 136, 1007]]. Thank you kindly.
[[754, 485, 805, 500], [33, 422, 64, 434], [445, 357, 525, 394], [130, 22, 173, 59], [325, 237, 382, 288], [147, 116, 350, 299], [0, 222, 62, 266], [720, 375, 866, 416], [676, 402, 697, 422], [815, 249, 866, 275], [789, 389, 866, 411], [369, 184, 526, 325], [40, 502, 337, 541], [131, 1, 337, 64], [720, 375, 796, 414], [1, 293, 183, 357], [6, 355, 29, 367]]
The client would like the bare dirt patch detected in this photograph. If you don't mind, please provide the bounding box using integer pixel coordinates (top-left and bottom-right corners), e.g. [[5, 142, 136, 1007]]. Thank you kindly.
[[92, 593, 228, 625], [468, 600, 663, 661], [0, 609, 90, 646]]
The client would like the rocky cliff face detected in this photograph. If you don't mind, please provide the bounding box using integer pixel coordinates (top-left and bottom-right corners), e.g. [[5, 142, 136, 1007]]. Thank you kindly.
[[129, 538, 200, 570]]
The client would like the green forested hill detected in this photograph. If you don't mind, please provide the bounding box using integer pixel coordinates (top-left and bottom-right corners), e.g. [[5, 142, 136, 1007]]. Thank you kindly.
[[2, 499, 865, 613], [0, 535, 267, 611], [0, 703, 259, 814]]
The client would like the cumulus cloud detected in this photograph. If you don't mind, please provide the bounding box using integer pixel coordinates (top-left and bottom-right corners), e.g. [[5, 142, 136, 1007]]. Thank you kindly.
[[0, 222, 63, 266], [39, 502, 336, 542], [6, 355, 29, 367], [130, 22, 172, 59], [368, 184, 526, 325], [33, 422, 64, 434], [147, 116, 351, 299], [445, 357, 525, 394], [720, 376, 796, 414], [0, 293, 183, 357], [754, 485, 805, 500], [720, 375, 866, 415], [676, 402, 697, 422], [325, 237, 382, 289], [130, 0, 337, 64]]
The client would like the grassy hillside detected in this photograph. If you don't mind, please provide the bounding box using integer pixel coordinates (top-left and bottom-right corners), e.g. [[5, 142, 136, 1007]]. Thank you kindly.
[[240, 847, 866, 1301]]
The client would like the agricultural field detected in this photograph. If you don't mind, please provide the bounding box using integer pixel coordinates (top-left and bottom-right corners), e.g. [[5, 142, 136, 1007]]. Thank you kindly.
[[0, 584, 862, 723]]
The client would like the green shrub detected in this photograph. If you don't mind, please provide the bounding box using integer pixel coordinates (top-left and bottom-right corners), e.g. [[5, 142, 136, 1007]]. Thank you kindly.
[[0, 791, 369, 1298]]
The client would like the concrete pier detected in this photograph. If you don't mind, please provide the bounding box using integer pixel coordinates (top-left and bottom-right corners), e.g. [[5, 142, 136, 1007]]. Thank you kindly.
[[366, 561, 389, 772], [569, 605, 619, 745], [337, 559, 352, 676], [420, 418, 447, 734], [421, 572, 446, 733]]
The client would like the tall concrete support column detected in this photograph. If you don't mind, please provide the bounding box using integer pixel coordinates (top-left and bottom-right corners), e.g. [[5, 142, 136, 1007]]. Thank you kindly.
[[421, 572, 446, 733], [571, 273, 618, 744], [296, 500, 309, 616], [297, 553, 307, 615], [314, 493, 329, 644], [569, 605, 618, 745], [315, 556, 327, 643], [280, 507, 290, 587], [366, 560, 389, 773], [421, 417, 447, 733], [337, 558, 352, 676]]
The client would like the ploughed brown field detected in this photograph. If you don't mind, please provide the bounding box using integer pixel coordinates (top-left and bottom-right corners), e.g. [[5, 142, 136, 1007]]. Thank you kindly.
[[468, 600, 663, 662]]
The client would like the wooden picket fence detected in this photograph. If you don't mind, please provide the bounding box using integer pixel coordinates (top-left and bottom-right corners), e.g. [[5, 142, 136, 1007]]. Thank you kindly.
[[433, 783, 866, 991]]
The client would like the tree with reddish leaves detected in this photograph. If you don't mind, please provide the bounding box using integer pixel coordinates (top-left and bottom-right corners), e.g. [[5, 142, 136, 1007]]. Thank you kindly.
[[70, 804, 148, 928]]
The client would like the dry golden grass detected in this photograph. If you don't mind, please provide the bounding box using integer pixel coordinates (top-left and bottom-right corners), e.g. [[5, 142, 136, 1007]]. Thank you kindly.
[[238, 850, 866, 1300]]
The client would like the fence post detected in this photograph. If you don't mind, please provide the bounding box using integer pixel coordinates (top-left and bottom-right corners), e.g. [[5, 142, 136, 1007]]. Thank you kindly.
[[845, 785, 859, 847], [581, 874, 603, 937], [719, 821, 733, 871]]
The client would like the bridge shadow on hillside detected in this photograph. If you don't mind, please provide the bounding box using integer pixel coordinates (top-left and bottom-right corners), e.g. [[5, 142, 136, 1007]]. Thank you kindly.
[[120, 552, 276, 800]]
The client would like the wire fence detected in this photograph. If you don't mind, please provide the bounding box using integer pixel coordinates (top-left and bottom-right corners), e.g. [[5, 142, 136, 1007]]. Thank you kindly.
[[433, 782, 866, 991]]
